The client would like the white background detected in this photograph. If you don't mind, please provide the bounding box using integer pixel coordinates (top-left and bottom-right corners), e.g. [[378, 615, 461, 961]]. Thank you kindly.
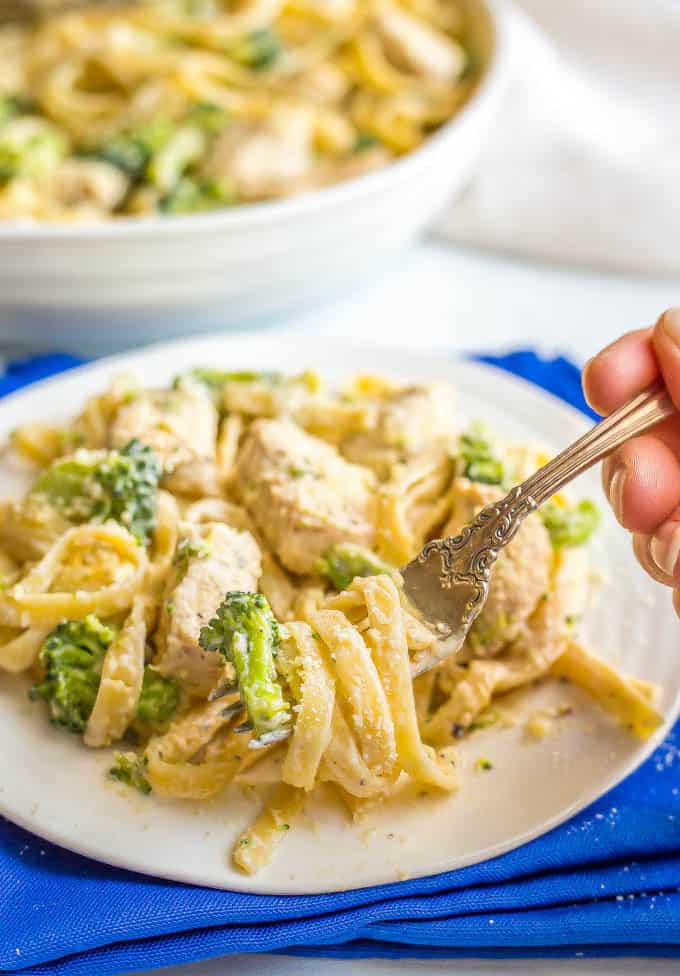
[[254, 240, 679, 365]]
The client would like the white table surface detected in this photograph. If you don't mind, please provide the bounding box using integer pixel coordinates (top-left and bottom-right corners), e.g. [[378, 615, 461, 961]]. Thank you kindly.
[[260, 239, 680, 366], [21, 238, 675, 975]]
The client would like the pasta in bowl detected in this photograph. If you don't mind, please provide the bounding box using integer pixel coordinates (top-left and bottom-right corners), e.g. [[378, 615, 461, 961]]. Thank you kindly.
[[0, 0, 486, 221], [0, 365, 663, 876]]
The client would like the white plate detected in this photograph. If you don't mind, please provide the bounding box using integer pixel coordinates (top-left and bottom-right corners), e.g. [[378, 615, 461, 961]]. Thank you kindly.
[[0, 333, 677, 895]]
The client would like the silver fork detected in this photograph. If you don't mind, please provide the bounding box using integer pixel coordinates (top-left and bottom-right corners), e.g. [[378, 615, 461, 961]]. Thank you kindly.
[[403, 382, 675, 676]]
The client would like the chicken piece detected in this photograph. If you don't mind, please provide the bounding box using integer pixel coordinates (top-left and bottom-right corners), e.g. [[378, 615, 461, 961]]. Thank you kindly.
[[109, 388, 218, 474], [445, 478, 552, 658], [343, 383, 456, 479], [201, 107, 314, 201], [154, 522, 262, 695], [375, 7, 465, 82], [235, 418, 375, 574], [52, 158, 129, 214]]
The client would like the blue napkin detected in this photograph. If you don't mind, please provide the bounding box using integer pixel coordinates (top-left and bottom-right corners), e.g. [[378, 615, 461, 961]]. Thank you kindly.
[[1, 349, 679, 976]]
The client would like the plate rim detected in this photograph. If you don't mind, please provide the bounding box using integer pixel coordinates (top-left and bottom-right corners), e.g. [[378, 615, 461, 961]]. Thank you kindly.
[[0, 331, 677, 895], [0, 331, 585, 427]]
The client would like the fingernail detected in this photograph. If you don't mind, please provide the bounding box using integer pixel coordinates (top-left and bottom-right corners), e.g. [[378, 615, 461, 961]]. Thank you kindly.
[[581, 357, 596, 408], [608, 466, 626, 523], [601, 457, 615, 494], [582, 356, 594, 383], [660, 308, 680, 345], [650, 522, 680, 578]]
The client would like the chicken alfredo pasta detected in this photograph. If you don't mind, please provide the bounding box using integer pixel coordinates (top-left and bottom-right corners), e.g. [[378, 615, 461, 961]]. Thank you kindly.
[[1, 369, 662, 873], [0, 0, 482, 221]]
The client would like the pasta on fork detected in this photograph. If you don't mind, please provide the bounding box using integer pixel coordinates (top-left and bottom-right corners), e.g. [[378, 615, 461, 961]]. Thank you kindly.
[[0, 367, 662, 873]]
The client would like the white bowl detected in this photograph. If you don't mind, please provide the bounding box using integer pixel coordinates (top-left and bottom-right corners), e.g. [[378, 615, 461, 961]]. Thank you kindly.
[[0, 0, 510, 353]]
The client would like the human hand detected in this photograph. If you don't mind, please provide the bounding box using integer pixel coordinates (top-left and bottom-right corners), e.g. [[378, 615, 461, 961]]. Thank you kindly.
[[583, 308, 680, 616]]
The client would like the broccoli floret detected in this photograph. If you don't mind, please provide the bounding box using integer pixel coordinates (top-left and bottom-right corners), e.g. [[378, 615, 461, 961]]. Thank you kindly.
[[0, 117, 67, 185], [353, 132, 379, 153], [136, 667, 180, 723], [173, 367, 282, 398], [102, 103, 228, 192], [173, 536, 212, 579], [181, 367, 281, 388], [95, 135, 148, 180], [185, 101, 230, 135], [147, 124, 205, 193], [160, 175, 235, 214], [95, 440, 161, 545], [30, 453, 103, 519], [315, 543, 392, 591], [458, 425, 504, 485], [109, 752, 151, 794], [30, 616, 116, 732], [94, 118, 174, 180], [199, 591, 290, 739], [540, 499, 600, 548], [0, 94, 36, 127], [226, 29, 281, 70], [30, 439, 162, 545]]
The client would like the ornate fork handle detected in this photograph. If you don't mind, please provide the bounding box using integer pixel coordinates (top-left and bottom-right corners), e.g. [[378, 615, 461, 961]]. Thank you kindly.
[[450, 381, 672, 580], [418, 485, 538, 628], [406, 382, 675, 674], [521, 382, 675, 506]]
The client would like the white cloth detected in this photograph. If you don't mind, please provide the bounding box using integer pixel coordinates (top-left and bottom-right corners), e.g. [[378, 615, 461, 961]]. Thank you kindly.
[[437, 0, 680, 276]]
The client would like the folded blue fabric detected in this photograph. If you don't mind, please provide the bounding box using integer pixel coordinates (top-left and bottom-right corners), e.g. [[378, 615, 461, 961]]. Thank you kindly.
[[1, 349, 679, 976]]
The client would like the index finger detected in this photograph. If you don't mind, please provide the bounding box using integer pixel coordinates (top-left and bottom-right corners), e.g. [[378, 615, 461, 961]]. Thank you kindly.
[[582, 326, 657, 416]]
